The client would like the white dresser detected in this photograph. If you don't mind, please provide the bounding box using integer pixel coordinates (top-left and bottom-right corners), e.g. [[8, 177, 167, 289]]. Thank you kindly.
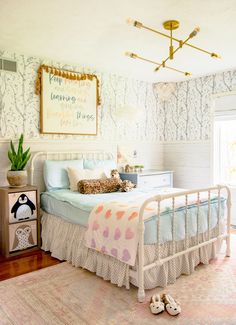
[[119, 170, 173, 188]]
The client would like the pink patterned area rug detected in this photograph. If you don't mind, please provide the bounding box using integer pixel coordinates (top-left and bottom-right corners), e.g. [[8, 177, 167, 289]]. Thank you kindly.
[[0, 241, 236, 325]]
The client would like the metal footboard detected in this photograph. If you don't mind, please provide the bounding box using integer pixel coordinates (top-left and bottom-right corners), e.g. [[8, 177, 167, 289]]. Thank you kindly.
[[136, 185, 231, 302]]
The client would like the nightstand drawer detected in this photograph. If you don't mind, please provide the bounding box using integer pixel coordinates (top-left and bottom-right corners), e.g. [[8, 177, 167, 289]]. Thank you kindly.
[[139, 173, 171, 188], [9, 220, 38, 252], [8, 191, 37, 223], [119, 170, 173, 189]]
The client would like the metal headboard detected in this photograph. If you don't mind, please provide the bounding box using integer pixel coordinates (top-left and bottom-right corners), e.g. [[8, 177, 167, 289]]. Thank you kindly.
[[30, 151, 115, 193]]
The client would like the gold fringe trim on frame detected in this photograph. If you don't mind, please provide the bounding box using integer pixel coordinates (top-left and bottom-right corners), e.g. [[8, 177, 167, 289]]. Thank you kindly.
[[35, 64, 101, 106]]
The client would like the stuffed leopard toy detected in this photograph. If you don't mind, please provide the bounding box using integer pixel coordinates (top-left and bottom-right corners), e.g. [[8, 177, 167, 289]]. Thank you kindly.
[[78, 169, 136, 194]]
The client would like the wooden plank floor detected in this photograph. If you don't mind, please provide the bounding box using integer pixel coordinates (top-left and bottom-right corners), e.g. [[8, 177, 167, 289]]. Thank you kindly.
[[0, 249, 60, 281]]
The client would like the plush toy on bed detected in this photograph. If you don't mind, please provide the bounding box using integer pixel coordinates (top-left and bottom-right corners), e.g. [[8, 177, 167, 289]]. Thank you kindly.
[[78, 176, 120, 194], [119, 179, 136, 192], [111, 169, 136, 192], [78, 169, 136, 194], [110, 169, 121, 180]]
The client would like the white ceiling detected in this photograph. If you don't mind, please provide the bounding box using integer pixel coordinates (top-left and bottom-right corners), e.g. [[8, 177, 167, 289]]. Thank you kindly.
[[1, 0, 236, 82]]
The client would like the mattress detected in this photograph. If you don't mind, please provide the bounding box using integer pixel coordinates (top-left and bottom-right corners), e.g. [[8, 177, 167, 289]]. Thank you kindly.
[[41, 187, 164, 226], [41, 188, 225, 245]]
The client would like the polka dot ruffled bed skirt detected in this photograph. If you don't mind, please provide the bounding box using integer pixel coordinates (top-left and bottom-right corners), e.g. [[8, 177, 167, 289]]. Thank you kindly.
[[41, 212, 223, 290]]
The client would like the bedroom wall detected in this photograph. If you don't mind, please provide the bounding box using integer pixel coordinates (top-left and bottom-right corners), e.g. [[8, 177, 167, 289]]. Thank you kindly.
[[2, 49, 235, 190], [0, 50, 163, 186], [155, 70, 236, 188]]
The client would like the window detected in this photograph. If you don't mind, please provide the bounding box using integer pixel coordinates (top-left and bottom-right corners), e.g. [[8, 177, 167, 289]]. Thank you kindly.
[[213, 93, 236, 227], [214, 116, 236, 186]]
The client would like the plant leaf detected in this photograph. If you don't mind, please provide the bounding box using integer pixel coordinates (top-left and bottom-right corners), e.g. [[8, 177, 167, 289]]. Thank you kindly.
[[22, 147, 30, 160], [17, 134, 23, 157], [8, 134, 31, 170], [21, 153, 31, 170], [10, 140, 16, 156], [8, 150, 13, 163]]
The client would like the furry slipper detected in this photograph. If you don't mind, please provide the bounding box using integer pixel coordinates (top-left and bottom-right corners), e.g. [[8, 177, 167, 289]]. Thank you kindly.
[[162, 294, 181, 316], [149, 294, 165, 315]]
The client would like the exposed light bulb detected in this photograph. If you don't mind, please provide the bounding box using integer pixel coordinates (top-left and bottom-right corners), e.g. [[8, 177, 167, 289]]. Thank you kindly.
[[125, 52, 137, 58], [126, 18, 143, 28], [126, 18, 135, 26], [189, 26, 200, 38]]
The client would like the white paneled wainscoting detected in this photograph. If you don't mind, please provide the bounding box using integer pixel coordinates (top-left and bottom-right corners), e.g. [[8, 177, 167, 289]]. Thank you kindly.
[[163, 141, 236, 225], [163, 141, 212, 189]]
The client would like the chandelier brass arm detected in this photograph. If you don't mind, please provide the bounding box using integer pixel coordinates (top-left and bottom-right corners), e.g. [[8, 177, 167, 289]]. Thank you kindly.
[[127, 18, 221, 59], [154, 27, 199, 72], [126, 18, 221, 77], [125, 52, 191, 76]]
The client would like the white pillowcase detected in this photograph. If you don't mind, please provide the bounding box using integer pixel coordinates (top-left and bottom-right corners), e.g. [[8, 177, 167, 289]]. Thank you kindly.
[[67, 167, 107, 191]]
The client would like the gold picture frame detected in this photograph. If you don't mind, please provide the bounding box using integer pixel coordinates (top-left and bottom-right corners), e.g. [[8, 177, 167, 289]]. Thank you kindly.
[[36, 65, 100, 135]]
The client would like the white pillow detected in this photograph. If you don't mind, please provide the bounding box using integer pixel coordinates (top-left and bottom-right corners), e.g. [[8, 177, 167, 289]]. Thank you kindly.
[[67, 167, 107, 191], [83, 159, 116, 178]]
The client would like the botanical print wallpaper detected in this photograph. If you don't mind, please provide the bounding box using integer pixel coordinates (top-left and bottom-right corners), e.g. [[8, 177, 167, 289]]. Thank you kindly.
[[1, 49, 236, 144], [0, 50, 159, 142], [155, 70, 236, 142]]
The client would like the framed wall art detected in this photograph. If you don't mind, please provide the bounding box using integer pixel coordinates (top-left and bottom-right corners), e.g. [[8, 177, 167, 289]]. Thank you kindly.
[[36, 65, 100, 135]]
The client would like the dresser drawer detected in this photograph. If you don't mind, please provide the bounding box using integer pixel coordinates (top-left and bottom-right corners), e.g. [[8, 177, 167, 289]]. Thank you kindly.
[[9, 220, 38, 252], [139, 173, 171, 188]]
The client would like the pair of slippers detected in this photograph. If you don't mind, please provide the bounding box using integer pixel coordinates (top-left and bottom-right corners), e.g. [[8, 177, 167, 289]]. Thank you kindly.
[[150, 294, 181, 316]]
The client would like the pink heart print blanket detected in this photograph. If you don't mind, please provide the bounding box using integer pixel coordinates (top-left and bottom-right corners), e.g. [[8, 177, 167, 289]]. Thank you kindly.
[[84, 189, 215, 266], [85, 200, 157, 266]]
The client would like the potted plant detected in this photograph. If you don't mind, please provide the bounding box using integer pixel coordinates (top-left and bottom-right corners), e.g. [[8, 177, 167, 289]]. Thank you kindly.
[[7, 134, 31, 187]]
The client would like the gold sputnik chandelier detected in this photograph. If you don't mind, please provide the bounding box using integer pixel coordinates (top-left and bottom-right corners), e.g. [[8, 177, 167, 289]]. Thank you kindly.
[[125, 19, 221, 77]]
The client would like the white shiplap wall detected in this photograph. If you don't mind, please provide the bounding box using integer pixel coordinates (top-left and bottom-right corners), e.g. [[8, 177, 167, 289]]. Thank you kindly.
[[163, 141, 212, 189]]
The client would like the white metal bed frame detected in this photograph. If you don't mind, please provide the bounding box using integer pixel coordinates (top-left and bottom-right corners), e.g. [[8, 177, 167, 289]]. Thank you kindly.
[[136, 185, 231, 302], [30, 151, 231, 302]]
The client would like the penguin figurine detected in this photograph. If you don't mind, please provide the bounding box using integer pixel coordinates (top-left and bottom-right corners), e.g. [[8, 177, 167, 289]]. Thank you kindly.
[[11, 194, 36, 221]]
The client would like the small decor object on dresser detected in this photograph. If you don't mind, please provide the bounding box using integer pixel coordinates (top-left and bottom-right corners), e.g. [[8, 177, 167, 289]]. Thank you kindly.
[[0, 185, 39, 257], [7, 134, 31, 187], [124, 164, 131, 173]]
